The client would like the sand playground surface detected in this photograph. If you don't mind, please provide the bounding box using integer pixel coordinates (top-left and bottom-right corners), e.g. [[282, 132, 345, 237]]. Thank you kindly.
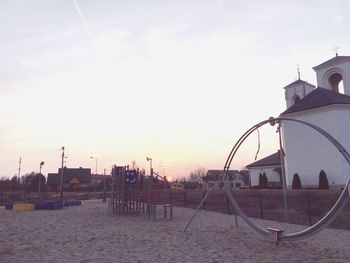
[[1, 199, 350, 263]]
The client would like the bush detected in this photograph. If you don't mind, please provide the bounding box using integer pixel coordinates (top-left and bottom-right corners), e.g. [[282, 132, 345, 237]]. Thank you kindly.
[[262, 172, 268, 188], [258, 173, 263, 187], [292, 173, 302, 189], [259, 172, 268, 189], [319, 170, 329, 189]]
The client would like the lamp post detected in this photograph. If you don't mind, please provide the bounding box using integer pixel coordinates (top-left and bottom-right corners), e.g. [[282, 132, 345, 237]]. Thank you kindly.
[[60, 146, 65, 199], [18, 157, 22, 184], [39, 161, 44, 193], [90, 156, 98, 175], [146, 157, 152, 175]]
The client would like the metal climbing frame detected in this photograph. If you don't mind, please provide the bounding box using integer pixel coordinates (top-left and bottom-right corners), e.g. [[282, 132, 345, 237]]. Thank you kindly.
[[142, 170, 173, 220], [108, 166, 172, 220]]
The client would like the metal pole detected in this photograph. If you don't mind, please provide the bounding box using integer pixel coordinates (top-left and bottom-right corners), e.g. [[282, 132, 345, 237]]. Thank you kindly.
[[103, 168, 106, 202], [60, 147, 65, 199], [39, 165, 41, 193], [146, 157, 153, 176], [18, 157, 22, 184], [202, 191, 206, 210], [183, 186, 218, 232], [39, 162, 44, 193], [307, 194, 312, 226], [278, 123, 289, 222], [259, 193, 263, 219]]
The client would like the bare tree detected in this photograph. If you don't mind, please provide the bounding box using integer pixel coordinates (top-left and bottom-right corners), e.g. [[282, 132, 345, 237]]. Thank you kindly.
[[176, 168, 207, 189], [189, 167, 206, 184]]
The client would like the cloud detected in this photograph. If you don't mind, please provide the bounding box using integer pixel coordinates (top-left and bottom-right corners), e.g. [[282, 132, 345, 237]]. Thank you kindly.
[[216, 0, 228, 7], [333, 15, 344, 22], [2, 0, 349, 178], [0, 27, 91, 86]]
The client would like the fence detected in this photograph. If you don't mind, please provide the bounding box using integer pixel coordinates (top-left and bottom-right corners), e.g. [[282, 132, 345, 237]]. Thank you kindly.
[[2, 188, 349, 230], [170, 188, 350, 230]]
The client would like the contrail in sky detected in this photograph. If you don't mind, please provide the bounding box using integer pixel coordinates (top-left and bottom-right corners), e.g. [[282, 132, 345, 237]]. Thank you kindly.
[[73, 0, 93, 41]]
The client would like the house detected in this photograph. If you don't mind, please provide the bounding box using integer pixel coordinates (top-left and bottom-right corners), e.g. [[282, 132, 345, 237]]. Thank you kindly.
[[202, 170, 250, 190], [251, 54, 350, 189], [246, 151, 282, 187], [170, 182, 184, 190], [47, 167, 91, 191]]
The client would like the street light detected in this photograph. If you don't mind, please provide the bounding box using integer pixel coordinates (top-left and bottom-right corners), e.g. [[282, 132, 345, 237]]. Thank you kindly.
[[146, 157, 152, 175], [90, 156, 98, 175], [60, 146, 65, 199], [39, 161, 44, 193]]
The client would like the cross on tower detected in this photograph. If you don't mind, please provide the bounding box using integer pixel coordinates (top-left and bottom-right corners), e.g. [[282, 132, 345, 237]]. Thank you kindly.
[[333, 46, 340, 56], [297, 64, 301, 80]]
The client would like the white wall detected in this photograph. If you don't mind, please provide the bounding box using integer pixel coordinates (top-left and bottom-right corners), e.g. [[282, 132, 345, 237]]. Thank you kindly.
[[282, 106, 350, 188], [249, 166, 281, 186]]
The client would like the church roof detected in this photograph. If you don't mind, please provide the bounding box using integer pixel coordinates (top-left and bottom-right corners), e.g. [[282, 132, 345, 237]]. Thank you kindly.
[[246, 151, 281, 168], [283, 79, 315, 90], [313, 55, 350, 71], [280, 87, 350, 115]]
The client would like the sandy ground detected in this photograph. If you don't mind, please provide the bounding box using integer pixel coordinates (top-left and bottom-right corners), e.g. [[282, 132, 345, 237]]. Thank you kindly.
[[1, 200, 350, 263]]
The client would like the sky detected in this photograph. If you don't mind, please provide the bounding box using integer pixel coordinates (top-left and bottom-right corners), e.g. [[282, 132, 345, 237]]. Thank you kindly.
[[0, 0, 349, 180]]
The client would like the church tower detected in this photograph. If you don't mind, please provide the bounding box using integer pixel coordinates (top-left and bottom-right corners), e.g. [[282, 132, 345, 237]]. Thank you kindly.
[[284, 78, 315, 109], [313, 55, 350, 94]]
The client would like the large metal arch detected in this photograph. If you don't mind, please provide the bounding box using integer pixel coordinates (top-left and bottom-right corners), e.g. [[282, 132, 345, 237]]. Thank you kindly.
[[222, 116, 350, 241]]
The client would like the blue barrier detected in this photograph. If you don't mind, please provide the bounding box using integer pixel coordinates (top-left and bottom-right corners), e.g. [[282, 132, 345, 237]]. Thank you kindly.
[[5, 203, 13, 209], [35, 201, 64, 210], [64, 200, 81, 206]]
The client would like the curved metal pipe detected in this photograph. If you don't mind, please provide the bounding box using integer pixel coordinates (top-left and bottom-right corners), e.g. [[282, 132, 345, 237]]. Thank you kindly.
[[281, 179, 350, 241], [224, 186, 269, 237], [223, 117, 350, 241], [183, 185, 219, 232], [221, 123, 265, 184]]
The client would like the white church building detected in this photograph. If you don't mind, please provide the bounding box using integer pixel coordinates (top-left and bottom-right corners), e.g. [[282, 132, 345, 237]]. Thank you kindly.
[[248, 54, 350, 189]]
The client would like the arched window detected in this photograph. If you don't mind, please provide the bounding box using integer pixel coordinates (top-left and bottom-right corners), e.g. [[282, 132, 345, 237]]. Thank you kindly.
[[292, 95, 300, 104], [328, 73, 344, 93], [338, 80, 344, 94]]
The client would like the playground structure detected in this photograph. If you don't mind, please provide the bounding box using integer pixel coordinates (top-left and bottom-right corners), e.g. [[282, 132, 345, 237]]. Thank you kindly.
[[108, 165, 172, 220], [185, 117, 350, 243]]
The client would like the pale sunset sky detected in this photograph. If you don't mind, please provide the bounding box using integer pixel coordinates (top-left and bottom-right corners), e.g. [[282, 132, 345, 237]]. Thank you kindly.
[[0, 0, 349, 180]]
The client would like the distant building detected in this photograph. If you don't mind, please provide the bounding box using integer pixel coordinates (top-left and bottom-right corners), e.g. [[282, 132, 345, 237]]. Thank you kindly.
[[170, 182, 184, 190], [246, 151, 282, 187], [47, 167, 91, 191], [201, 170, 250, 190]]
